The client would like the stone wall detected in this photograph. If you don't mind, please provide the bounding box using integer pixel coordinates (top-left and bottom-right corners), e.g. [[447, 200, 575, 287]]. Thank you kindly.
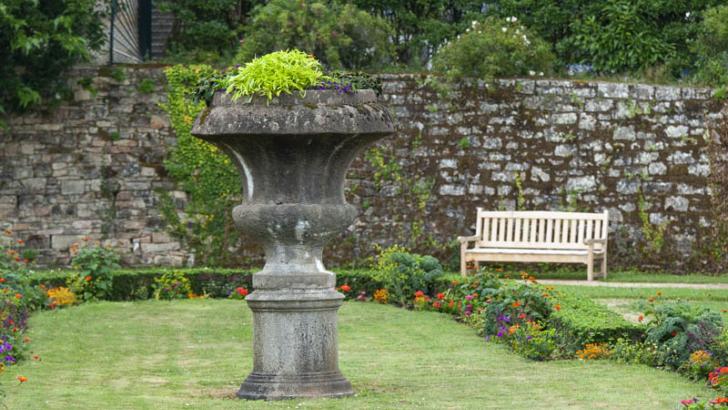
[[0, 67, 726, 271]]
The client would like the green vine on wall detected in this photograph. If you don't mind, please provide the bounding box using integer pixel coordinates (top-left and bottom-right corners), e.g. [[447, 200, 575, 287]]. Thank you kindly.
[[159, 65, 244, 267]]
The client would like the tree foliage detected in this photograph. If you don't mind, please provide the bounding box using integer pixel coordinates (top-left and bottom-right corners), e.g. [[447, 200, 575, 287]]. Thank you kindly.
[[352, 0, 485, 67], [0, 0, 107, 119], [235, 0, 395, 70], [491, 0, 724, 75]]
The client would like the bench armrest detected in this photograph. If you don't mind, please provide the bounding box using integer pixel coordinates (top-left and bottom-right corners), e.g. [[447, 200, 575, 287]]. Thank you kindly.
[[457, 235, 479, 243], [584, 238, 607, 245]]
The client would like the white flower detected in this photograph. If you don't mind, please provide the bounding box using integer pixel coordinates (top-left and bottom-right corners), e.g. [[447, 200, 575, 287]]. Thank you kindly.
[[539, 72, 544, 76], [501, 27, 507, 32], [507, 16, 518, 23], [522, 35, 530, 46], [471, 20, 478, 29], [528, 70, 536, 76], [685, 11, 691, 18]]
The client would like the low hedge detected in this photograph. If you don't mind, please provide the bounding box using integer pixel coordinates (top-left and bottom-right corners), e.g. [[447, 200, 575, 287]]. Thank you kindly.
[[30, 267, 460, 301], [548, 291, 645, 352]]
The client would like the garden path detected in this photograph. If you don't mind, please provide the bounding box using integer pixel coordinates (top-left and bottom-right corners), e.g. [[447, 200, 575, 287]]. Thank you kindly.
[[538, 280, 728, 290]]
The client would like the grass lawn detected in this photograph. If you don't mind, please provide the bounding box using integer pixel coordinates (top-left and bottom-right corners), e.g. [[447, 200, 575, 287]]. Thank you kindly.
[[492, 267, 728, 283], [555, 284, 728, 323], [1, 300, 713, 409]]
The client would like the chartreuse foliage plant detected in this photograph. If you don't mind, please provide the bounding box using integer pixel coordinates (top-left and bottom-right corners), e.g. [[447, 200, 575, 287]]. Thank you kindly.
[[225, 50, 324, 100]]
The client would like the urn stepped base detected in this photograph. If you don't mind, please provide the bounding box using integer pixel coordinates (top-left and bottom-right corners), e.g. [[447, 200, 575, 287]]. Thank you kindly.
[[237, 371, 354, 400], [242, 288, 351, 400]]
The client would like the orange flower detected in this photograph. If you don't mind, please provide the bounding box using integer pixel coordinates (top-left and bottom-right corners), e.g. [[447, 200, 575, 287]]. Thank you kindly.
[[32, 355, 40, 361], [16, 239, 24, 245], [512, 301, 521, 308], [14, 293, 22, 299], [23, 336, 30, 343], [638, 314, 644, 322], [17, 376, 27, 383], [508, 324, 520, 335], [339, 284, 351, 293], [3, 228, 12, 236], [648, 296, 655, 303], [554, 304, 561, 311], [0, 277, 5, 283], [84, 275, 92, 282]]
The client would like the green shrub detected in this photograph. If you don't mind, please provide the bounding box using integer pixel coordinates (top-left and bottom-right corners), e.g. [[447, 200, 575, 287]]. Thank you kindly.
[[491, 0, 722, 76], [548, 291, 644, 353], [693, 4, 728, 86], [432, 17, 555, 81], [152, 271, 192, 300], [67, 244, 120, 302], [559, 1, 674, 73], [225, 50, 324, 100], [0, 0, 107, 121], [645, 302, 723, 370], [352, 0, 485, 67], [483, 280, 553, 337], [371, 245, 445, 305], [157, 0, 257, 63], [236, 0, 394, 70], [610, 337, 659, 366]]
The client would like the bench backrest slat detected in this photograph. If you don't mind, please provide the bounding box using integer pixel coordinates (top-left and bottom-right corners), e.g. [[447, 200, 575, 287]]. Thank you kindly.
[[475, 210, 609, 250]]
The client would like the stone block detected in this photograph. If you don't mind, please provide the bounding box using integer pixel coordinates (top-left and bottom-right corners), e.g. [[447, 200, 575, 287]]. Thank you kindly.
[[51, 234, 85, 250], [140, 242, 181, 253], [665, 196, 689, 212], [61, 180, 85, 195], [613, 126, 636, 141]]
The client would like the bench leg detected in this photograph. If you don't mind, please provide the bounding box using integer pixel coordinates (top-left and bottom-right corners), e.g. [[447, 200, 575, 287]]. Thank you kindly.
[[587, 254, 594, 281], [460, 245, 467, 277], [601, 253, 608, 279]]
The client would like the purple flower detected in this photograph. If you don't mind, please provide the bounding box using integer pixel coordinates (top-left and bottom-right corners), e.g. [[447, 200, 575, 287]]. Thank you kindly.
[[1, 342, 11, 352], [4, 355, 15, 363], [526, 335, 532, 341], [465, 294, 474, 301], [496, 330, 504, 338]]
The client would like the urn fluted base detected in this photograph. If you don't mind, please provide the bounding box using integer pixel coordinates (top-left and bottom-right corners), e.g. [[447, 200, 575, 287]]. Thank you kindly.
[[237, 289, 354, 400]]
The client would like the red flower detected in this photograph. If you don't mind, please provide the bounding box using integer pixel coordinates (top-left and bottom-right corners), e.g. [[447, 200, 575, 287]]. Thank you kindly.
[[433, 301, 442, 309], [235, 287, 249, 297], [512, 301, 521, 308], [0, 277, 5, 283], [518, 312, 526, 320], [671, 330, 678, 337], [339, 284, 351, 293], [638, 314, 644, 322], [414, 290, 425, 298], [84, 275, 92, 282], [32, 355, 40, 361], [710, 397, 728, 405], [17, 376, 27, 383], [436, 293, 445, 300]]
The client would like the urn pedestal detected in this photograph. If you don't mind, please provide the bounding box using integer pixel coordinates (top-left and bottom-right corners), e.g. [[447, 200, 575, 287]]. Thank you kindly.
[[191, 90, 394, 399]]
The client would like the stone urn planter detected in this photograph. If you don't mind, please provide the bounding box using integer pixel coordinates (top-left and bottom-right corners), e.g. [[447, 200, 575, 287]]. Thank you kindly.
[[191, 89, 394, 400]]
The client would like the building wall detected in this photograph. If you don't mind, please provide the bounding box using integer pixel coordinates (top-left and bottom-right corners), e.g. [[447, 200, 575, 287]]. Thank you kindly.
[[0, 67, 725, 271]]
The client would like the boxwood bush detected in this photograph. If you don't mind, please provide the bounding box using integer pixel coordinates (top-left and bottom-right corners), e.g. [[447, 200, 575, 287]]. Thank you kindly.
[[548, 291, 644, 353]]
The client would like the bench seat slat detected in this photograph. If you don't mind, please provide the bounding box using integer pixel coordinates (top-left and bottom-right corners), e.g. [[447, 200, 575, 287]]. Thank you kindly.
[[466, 248, 605, 256]]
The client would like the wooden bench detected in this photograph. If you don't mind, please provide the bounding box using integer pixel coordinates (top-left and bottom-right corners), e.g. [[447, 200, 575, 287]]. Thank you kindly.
[[458, 209, 609, 281]]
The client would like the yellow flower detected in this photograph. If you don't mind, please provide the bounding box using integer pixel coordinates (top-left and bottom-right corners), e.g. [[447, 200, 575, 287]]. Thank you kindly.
[[47, 287, 77, 306]]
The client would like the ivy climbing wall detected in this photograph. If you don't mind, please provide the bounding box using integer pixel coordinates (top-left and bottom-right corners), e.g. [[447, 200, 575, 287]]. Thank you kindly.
[[0, 68, 725, 272]]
